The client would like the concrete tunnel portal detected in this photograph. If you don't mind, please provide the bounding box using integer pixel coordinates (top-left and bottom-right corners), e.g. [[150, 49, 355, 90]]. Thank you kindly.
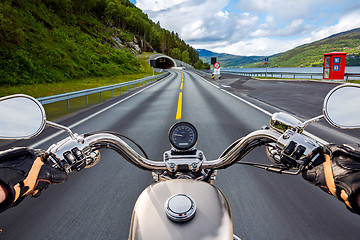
[[150, 55, 177, 69]]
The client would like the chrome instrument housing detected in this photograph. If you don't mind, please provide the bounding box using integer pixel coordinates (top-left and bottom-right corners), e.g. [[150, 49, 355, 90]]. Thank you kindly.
[[270, 112, 304, 133]]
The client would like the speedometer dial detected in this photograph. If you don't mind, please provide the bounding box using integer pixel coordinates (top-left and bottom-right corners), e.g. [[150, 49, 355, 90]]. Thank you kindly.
[[169, 122, 198, 151]]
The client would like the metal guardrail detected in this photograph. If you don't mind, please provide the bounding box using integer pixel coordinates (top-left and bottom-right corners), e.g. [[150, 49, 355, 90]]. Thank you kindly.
[[221, 70, 323, 79], [345, 73, 360, 81], [38, 72, 169, 110], [221, 70, 360, 80]]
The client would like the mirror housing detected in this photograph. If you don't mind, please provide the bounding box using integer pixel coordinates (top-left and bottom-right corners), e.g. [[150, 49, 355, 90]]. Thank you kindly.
[[0, 94, 46, 139], [323, 84, 360, 129]]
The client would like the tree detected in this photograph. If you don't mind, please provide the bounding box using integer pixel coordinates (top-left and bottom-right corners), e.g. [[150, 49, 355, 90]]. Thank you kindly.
[[203, 63, 211, 70], [182, 50, 191, 64], [194, 60, 203, 69], [170, 48, 182, 60]]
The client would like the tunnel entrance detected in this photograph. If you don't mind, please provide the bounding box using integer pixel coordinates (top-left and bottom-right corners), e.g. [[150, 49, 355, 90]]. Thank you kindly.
[[156, 57, 175, 69], [150, 55, 177, 69]]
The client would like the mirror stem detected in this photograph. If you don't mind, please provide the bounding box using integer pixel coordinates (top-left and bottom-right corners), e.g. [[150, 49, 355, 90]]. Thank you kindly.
[[46, 121, 76, 140], [302, 115, 324, 128]]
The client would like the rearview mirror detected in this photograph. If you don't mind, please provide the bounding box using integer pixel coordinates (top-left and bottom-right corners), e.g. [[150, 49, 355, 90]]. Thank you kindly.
[[0, 94, 46, 139], [323, 84, 360, 129]]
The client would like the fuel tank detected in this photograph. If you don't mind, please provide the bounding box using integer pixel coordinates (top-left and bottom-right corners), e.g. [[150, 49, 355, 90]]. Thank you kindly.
[[129, 179, 233, 240]]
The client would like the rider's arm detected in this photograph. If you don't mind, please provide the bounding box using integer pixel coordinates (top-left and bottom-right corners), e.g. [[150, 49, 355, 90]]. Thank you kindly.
[[303, 143, 360, 215], [0, 147, 67, 212]]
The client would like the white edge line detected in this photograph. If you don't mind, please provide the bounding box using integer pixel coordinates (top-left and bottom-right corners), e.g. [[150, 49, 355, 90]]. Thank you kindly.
[[29, 74, 171, 148], [201, 77, 329, 145]]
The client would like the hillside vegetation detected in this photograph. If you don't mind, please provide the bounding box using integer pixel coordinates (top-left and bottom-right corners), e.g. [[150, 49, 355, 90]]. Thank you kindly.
[[197, 49, 264, 68], [248, 28, 360, 68], [0, 0, 205, 87]]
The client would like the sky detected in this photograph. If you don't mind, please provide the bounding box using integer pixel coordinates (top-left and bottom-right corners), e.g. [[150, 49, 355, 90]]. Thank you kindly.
[[129, 0, 360, 56]]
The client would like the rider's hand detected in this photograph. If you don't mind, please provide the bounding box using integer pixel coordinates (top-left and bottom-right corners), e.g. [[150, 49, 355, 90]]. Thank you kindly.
[[302, 143, 360, 215], [0, 147, 67, 212]]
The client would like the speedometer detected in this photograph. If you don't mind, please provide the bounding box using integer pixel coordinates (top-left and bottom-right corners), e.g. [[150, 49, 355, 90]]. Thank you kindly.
[[168, 122, 198, 151]]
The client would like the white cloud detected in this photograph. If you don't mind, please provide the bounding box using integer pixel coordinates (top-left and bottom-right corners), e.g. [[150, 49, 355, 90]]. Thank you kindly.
[[238, 0, 328, 20], [310, 9, 360, 42], [135, 0, 360, 56], [136, 0, 189, 11], [210, 38, 300, 56]]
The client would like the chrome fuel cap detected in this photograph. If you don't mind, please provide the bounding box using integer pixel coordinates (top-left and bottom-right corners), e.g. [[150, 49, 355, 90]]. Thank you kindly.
[[165, 194, 196, 222]]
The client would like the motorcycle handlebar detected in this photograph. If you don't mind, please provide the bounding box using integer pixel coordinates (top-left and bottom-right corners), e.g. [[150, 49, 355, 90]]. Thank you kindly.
[[84, 133, 167, 171], [80, 129, 281, 172]]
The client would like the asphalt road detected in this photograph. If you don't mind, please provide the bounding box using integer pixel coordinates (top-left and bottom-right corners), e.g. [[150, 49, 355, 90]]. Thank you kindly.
[[0, 71, 359, 239]]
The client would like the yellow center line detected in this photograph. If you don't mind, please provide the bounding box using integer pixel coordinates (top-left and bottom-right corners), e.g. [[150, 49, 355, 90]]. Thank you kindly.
[[180, 82, 183, 89], [176, 92, 182, 120]]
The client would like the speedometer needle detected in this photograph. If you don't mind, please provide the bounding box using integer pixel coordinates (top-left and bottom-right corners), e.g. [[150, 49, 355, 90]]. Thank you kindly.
[[173, 134, 184, 137]]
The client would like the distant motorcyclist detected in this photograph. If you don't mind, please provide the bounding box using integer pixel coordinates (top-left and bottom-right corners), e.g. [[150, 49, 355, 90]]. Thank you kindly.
[[0, 147, 67, 213]]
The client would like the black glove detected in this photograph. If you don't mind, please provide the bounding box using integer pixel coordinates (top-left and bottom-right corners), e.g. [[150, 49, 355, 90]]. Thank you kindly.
[[0, 147, 67, 212], [302, 143, 360, 215]]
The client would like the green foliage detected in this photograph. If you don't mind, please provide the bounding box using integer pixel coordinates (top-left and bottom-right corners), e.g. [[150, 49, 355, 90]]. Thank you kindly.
[[170, 48, 182, 60], [246, 28, 360, 68], [0, 0, 144, 86], [203, 62, 210, 70], [194, 60, 203, 69], [0, 0, 202, 87], [182, 50, 191, 64], [193, 60, 210, 69]]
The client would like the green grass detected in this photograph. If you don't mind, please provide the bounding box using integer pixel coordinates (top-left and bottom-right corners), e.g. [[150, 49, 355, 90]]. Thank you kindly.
[[0, 72, 154, 98], [0, 52, 160, 120]]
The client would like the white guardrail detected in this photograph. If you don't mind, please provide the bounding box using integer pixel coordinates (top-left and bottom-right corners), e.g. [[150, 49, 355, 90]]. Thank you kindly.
[[37, 72, 169, 110]]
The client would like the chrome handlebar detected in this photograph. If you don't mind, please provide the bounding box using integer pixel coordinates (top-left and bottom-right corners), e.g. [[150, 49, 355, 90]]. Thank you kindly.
[[84, 133, 167, 170], [48, 129, 282, 173], [202, 129, 281, 169]]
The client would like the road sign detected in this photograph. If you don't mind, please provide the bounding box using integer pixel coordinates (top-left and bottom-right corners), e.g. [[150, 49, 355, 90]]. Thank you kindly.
[[211, 57, 217, 65], [265, 57, 269, 62], [214, 62, 220, 69]]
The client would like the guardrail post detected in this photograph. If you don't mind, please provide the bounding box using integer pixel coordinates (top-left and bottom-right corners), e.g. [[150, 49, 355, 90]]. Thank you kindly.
[[100, 92, 102, 101], [111, 89, 113, 97], [86, 95, 88, 105], [67, 99, 70, 111]]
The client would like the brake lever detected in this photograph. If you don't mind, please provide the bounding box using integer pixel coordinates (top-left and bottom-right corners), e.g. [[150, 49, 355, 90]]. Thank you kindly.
[[236, 161, 304, 175]]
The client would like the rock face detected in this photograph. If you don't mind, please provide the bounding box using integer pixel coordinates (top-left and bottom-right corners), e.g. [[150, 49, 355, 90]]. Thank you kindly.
[[106, 23, 154, 54], [133, 36, 154, 53], [112, 35, 154, 54]]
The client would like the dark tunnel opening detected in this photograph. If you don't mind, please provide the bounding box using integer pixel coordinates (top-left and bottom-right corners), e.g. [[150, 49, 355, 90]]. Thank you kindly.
[[155, 57, 175, 69]]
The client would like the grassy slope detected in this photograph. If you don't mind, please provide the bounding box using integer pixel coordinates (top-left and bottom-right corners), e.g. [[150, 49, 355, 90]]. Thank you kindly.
[[0, 52, 154, 98], [0, 1, 141, 86]]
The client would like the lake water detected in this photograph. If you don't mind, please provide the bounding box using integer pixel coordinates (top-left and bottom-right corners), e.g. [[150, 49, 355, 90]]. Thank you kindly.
[[223, 66, 360, 80]]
